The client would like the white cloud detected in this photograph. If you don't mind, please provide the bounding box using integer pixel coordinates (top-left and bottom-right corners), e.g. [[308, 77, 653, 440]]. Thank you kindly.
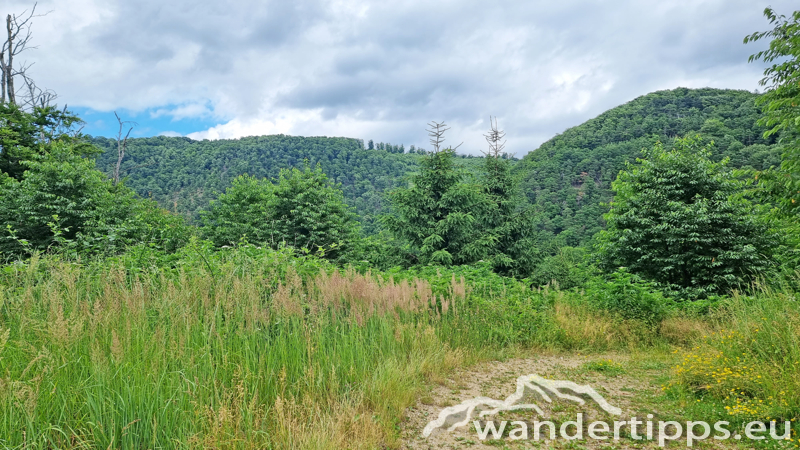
[[3, 0, 794, 155]]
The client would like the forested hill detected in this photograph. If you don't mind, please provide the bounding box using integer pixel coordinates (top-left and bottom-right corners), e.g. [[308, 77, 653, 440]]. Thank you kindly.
[[516, 87, 783, 249], [91, 135, 489, 232], [91, 88, 781, 244], [90, 136, 389, 230]]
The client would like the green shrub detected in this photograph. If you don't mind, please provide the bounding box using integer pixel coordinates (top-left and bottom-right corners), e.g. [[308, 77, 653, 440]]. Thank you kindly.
[[529, 246, 594, 289], [596, 137, 778, 297], [201, 164, 359, 260], [585, 268, 671, 325]]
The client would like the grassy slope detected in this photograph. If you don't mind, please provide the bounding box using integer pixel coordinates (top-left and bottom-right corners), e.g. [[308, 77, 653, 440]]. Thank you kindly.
[[1, 247, 797, 448]]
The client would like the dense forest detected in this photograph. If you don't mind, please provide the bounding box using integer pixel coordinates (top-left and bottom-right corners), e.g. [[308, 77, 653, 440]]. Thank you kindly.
[[92, 87, 782, 249], [91, 135, 490, 232], [516, 87, 783, 248]]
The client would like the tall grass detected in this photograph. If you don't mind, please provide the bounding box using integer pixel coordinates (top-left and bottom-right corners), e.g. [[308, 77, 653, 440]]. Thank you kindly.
[[669, 282, 800, 429], [0, 247, 472, 448], [0, 244, 725, 448]]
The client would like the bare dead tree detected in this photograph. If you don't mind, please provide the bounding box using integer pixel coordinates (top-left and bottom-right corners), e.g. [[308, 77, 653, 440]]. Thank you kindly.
[[426, 121, 449, 153], [20, 69, 55, 109], [426, 120, 462, 153], [482, 116, 506, 158], [2, 3, 53, 108], [113, 112, 137, 185]]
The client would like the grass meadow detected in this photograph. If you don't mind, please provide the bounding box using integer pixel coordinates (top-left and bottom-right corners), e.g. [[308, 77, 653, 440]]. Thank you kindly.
[[0, 244, 798, 448]]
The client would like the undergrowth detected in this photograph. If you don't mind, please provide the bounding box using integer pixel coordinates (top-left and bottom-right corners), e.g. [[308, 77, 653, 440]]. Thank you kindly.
[[0, 243, 795, 448], [665, 284, 800, 447]]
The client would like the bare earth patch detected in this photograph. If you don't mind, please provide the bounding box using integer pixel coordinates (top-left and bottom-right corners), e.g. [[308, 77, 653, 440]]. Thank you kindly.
[[399, 351, 742, 450]]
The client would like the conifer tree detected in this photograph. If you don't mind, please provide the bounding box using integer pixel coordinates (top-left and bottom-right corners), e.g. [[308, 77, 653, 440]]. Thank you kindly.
[[476, 117, 538, 276], [383, 122, 484, 265]]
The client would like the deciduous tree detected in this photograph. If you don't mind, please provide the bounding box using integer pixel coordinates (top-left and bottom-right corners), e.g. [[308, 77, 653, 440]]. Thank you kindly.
[[746, 8, 800, 216], [201, 163, 359, 259], [596, 137, 777, 297]]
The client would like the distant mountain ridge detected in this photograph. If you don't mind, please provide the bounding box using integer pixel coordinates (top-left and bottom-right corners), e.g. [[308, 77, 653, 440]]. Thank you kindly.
[[514, 87, 781, 249], [92, 87, 781, 246]]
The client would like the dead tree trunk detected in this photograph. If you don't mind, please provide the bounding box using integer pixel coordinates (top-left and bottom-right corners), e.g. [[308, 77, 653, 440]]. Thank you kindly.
[[113, 112, 136, 185], [1, 47, 5, 103], [1, 4, 49, 107], [4, 13, 19, 104]]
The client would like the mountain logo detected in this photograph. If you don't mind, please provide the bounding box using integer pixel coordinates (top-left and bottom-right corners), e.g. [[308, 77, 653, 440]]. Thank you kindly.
[[422, 374, 622, 438]]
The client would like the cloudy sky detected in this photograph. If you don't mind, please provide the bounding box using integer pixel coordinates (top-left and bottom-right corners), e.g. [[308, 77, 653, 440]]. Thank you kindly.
[[5, 0, 795, 156]]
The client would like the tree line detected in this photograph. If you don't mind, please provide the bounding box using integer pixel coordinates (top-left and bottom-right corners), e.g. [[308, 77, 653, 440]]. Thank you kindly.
[[1, 6, 798, 300]]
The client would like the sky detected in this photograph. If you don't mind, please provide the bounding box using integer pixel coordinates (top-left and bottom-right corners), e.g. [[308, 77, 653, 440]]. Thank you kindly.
[[5, 0, 796, 156]]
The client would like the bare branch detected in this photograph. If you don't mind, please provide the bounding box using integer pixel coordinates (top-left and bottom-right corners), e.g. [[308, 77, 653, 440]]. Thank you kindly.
[[113, 112, 137, 185], [2, 3, 54, 108], [426, 121, 450, 153], [482, 116, 506, 158]]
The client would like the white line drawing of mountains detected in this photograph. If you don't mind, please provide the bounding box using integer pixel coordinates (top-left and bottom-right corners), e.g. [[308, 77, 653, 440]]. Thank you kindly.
[[422, 374, 622, 438]]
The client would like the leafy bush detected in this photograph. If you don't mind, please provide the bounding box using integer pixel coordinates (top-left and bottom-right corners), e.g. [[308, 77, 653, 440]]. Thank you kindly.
[[596, 137, 778, 297], [529, 246, 594, 289], [584, 268, 671, 325], [0, 144, 188, 259], [201, 163, 359, 259]]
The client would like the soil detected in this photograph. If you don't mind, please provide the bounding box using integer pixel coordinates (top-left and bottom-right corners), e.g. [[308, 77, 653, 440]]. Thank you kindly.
[[399, 352, 742, 450]]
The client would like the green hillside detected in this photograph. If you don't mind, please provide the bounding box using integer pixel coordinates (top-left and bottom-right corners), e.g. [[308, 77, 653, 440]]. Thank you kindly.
[[91, 135, 407, 231], [90, 135, 491, 233], [516, 87, 782, 248], [91, 88, 781, 245]]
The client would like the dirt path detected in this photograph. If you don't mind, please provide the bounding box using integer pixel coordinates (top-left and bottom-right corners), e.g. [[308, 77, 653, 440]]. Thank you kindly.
[[398, 351, 737, 450]]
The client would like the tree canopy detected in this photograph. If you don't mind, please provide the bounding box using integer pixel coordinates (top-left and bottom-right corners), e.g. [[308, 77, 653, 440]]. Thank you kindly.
[[201, 163, 359, 259], [745, 8, 800, 216], [383, 147, 485, 265], [596, 137, 778, 297]]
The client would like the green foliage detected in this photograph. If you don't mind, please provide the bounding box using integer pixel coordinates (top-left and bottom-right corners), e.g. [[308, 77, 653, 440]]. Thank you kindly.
[[596, 137, 778, 297], [477, 155, 540, 277], [199, 174, 273, 246], [515, 88, 782, 249], [90, 134, 428, 233], [0, 103, 96, 180], [584, 268, 670, 325], [0, 144, 132, 256], [201, 163, 359, 259], [529, 246, 593, 289], [345, 231, 414, 271], [80, 198, 194, 255], [382, 148, 486, 266], [745, 8, 800, 216], [0, 144, 192, 258]]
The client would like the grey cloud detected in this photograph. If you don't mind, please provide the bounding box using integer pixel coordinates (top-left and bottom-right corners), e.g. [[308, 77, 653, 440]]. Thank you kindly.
[[8, 0, 797, 156]]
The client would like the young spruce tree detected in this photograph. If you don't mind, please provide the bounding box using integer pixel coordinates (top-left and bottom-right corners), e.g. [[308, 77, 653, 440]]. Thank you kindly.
[[383, 122, 484, 265], [476, 117, 538, 277]]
